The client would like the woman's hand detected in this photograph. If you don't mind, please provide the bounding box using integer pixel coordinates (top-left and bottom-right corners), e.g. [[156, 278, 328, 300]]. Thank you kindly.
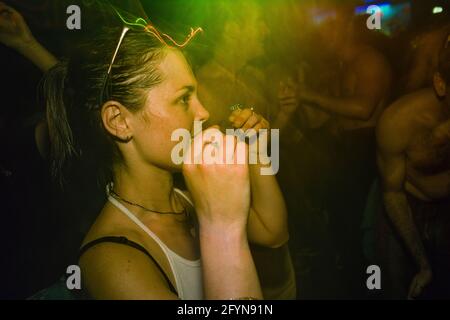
[[228, 108, 271, 164], [0, 2, 36, 51], [183, 127, 262, 300], [182, 126, 251, 229], [228, 108, 270, 133]]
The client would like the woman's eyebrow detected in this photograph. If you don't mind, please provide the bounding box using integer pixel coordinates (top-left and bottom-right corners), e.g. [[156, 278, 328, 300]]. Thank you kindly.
[[175, 85, 195, 94]]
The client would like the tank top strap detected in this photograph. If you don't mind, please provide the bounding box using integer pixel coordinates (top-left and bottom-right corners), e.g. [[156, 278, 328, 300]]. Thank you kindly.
[[107, 194, 172, 253]]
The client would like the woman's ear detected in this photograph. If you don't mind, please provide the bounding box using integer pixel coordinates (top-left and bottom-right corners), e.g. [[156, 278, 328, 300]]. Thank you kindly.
[[433, 72, 447, 98], [101, 101, 133, 142]]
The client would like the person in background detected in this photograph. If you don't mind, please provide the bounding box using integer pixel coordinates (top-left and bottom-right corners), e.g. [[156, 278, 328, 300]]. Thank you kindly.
[[272, 4, 393, 298], [402, 21, 450, 94], [377, 34, 450, 299]]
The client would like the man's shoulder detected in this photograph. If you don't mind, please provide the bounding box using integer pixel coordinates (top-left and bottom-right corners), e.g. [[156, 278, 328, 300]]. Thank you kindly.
[[377, 89, 436, 146], [384, 89, 436, 121], [354, 45, 390, 70]]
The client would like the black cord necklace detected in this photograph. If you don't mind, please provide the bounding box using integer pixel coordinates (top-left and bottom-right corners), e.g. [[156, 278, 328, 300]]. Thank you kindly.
[[109, 189, 188, 216]]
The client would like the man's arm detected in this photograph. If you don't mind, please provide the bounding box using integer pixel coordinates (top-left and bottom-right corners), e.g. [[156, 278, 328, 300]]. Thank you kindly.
[[14, 38, 58, 72], [407, 169, 450, 200], [376, 111, 432, 298], [299, 52, 390, 121], [0, 3, 57, 72]]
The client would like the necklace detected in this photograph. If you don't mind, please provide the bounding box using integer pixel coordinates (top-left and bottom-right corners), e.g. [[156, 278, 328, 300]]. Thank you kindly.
[[109, 188, 188, 216]]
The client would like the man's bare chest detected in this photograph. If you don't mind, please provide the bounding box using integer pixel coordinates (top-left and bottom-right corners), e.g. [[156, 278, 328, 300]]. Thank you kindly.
[[407, 127, 450, 174]]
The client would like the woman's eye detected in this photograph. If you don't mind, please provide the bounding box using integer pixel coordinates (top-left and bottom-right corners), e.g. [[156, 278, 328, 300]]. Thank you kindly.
[[180, 95, 191, 107]]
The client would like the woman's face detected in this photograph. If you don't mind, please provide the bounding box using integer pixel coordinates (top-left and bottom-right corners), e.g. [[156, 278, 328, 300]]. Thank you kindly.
[[129, 49, 210, 171]]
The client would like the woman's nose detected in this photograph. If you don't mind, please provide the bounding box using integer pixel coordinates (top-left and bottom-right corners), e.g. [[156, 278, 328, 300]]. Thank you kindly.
[[194, 100, 210, 123]]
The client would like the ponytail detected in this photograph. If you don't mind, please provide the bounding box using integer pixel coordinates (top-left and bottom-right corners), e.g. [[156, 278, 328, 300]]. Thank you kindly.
[[41, 61, 78, 185]]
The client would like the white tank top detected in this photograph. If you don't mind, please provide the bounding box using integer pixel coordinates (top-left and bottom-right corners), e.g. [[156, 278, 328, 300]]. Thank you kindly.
[[107, 188, 203, 300]]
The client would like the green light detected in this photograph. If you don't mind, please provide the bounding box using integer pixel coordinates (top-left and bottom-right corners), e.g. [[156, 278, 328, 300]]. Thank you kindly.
[[433, 6, 443, 14], [108, 0, 202, 48], [113, 6, 147, 28]]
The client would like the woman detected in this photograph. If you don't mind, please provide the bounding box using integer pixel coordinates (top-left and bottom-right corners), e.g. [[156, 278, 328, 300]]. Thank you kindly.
[[2, 1, 290, 299], [40, 20, 288, 299]]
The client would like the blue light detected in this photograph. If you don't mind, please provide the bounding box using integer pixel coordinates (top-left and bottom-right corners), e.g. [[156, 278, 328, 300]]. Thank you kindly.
[[355, 3, 393, 17], [355, 1, 411, 36]]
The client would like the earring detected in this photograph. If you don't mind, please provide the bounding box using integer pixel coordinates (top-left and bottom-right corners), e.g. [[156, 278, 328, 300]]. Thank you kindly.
[[121, 135, 132, 142]]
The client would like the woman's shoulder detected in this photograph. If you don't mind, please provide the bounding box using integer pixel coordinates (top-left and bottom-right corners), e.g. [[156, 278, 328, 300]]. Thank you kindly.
[[79, 221, 151, 269], [78, 204, 178, 299], [80, 202, 144, 247], [78, 201, 173, 270], [78, 234, 178, 299], [81, 227, 145, 252], [79, 225, 154, 279]]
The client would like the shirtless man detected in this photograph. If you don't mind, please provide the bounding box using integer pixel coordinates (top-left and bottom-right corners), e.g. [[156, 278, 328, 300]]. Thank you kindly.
[[377, 36, 450, 299], [296, 8, 392, 132], [272, 8, 392, 297], [403, 22, 450, 93], [294, 9, 393, 219]]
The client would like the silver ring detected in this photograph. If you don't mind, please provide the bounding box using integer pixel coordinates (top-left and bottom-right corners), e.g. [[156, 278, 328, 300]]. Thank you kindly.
[[230, 104, 243, 111]]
